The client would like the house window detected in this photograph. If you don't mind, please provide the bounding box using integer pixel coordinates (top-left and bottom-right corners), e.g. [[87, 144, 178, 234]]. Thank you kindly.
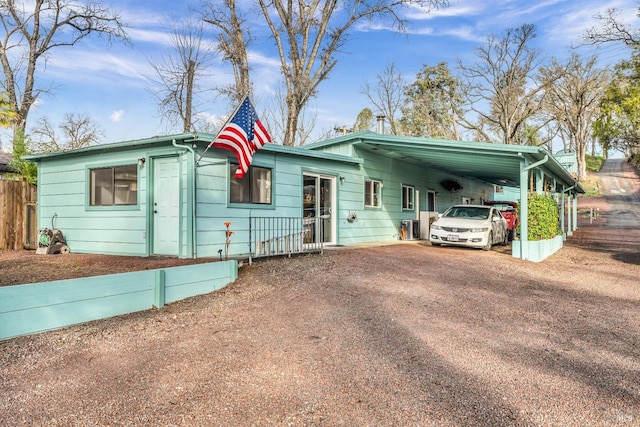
[[402, 184, 414, 210], [230, 163, 272, 204], [364, 179, 382, 207], [90, 165, 138, 206]]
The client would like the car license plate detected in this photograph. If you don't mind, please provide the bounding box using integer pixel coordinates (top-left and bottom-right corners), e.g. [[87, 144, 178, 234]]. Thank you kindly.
[[447, 234, 459, 242]]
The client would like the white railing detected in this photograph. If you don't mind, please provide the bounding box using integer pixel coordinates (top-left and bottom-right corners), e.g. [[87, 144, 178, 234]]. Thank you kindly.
[[249, 216, 323, 264]]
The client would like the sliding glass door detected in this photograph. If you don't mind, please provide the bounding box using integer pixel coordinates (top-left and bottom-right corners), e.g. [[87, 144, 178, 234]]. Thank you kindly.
[[303, 173, 335, 245]]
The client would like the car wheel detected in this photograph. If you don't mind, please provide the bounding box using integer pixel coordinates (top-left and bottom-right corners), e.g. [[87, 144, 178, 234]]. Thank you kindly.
[[502, 230, 509, 246], [483, 232, 493, 251], [508, 228, 515, 241]]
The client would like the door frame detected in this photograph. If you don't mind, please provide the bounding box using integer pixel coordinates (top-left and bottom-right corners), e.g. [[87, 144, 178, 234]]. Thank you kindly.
[[302, 172, 337, 246], [150, 155, 181, 256]]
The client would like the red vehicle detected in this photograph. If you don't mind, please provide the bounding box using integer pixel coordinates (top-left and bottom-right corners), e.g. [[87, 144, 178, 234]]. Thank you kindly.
[[484, 201, 518, 240]]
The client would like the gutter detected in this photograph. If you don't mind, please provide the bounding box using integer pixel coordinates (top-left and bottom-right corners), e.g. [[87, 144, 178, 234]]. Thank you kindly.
[[522, 154, 549, 172]]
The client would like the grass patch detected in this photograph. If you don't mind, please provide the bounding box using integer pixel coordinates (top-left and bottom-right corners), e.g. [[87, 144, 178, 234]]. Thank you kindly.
[[581, 173, 601, 195], [586, 155, 604, 172]]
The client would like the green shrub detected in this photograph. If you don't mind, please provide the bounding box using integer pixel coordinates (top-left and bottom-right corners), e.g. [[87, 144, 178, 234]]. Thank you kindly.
[[585, 155, 604, 172], [517, 194, 560, 241]]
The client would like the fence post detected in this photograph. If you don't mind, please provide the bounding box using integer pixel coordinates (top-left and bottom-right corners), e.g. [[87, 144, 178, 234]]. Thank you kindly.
[[153, 269, 166, 308]]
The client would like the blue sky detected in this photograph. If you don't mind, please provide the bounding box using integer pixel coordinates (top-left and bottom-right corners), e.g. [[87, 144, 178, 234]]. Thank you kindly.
[[2, 0, 638, 150]]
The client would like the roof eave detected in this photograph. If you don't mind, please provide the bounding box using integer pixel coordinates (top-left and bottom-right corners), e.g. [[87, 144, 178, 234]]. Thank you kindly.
[[24, 132, 203, 162]]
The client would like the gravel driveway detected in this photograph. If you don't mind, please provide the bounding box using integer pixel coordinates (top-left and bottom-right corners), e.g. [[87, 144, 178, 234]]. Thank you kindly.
[[1, 161, 639, 426]]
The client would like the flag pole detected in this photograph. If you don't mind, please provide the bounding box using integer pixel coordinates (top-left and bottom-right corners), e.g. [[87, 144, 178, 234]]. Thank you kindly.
[[195, 94, 249, 166]]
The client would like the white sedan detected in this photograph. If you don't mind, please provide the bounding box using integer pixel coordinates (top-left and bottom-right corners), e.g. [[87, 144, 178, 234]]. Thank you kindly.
[[429, 205, 509, 250]]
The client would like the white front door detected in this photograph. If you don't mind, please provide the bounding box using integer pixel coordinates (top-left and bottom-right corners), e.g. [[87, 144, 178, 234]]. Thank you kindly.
[[153, 157, 180, 255]]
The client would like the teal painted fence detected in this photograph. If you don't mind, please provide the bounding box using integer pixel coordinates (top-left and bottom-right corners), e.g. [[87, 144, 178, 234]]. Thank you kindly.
[[0, 261, 238, 341]]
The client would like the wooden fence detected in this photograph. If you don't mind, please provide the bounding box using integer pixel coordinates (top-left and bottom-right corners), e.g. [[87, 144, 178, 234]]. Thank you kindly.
[[0, 180, 37, 250]]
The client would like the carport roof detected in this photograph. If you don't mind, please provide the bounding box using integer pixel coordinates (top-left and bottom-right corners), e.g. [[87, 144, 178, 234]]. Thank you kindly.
[[306, 131, 584, 193]]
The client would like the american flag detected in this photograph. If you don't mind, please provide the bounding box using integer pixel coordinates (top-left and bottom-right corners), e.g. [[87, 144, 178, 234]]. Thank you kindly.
[[211, 97, 272, 178]]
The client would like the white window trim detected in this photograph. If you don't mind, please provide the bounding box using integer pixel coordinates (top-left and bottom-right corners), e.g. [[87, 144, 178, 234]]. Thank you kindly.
[[364, 179, 382, 208], [402, 184, 414, 211]]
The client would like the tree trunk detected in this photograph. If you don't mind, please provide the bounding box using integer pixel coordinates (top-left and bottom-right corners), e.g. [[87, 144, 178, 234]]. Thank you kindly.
[[283, 99, 302, 147], [184, 60, 195, 133]]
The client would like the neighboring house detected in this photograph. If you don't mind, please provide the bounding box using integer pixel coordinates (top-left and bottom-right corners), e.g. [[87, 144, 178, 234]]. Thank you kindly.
[[0, 152, 14, 179], [491, 184, 520, 202], [554, 149, 578, 178], [25, 130, 583, 261]]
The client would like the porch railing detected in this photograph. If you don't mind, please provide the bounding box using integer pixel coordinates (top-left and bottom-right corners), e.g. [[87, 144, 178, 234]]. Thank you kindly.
[[249, 216, 323, 264]]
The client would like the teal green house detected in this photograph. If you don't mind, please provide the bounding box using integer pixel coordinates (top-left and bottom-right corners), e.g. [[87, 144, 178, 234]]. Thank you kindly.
[[26, 130, 583, 261]]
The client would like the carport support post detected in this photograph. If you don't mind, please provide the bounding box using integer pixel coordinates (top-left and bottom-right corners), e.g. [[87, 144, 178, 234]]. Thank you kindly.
[[535, 169, 544, 195], [567, 193, 573, 237], [561, 188, 566, 241], [519, 158, 529, 260], [572, 192, 579, 232]]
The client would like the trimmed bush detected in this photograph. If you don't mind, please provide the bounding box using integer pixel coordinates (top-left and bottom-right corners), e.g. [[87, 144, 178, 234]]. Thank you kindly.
[[518, 194, 560, 241]]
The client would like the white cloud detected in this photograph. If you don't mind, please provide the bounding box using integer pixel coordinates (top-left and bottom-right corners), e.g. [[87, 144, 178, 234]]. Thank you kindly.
[[110, 110, 125, 122], [537, 0, 638, 59], [127, 27, 174, 46], [435, 25, 485, 43], [45, 49, 153, 86], [405, 2, 484, 21]]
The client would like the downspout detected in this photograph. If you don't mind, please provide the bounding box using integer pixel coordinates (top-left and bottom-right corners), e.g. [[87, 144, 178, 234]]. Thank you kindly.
[[172, 139, 198, 258], [518, 154, 549, 260], [523, 154, 549, 172]]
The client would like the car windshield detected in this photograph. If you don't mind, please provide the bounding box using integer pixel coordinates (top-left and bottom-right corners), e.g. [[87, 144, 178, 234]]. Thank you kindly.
[[443, 206, 490, 219]]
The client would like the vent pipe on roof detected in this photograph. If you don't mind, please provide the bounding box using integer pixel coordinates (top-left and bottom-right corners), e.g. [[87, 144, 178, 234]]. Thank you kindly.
[[376, 115, 386, 134]]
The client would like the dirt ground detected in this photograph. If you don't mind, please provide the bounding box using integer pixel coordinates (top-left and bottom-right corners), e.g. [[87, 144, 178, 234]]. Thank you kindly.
[[0, 251, 215, 287], [1, 161, 639, 426]]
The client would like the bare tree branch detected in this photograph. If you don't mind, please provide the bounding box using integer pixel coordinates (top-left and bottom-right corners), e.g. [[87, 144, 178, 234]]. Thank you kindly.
[[583, 6, 640, 47], [148, 15, 214, 133], [0, 0, 129, 135], [362, 62, 406, 135], [203, 0, 448, 146], [31, 113, 103, 152], [457, 24, 553, 145]]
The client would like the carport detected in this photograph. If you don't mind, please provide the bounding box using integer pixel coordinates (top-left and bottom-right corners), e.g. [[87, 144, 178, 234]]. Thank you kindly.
[[341, 132, 585, 260]]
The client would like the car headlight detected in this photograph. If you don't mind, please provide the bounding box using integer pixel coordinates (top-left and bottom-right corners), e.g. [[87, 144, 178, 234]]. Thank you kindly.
[[431, 224, 442, 230], [469, 227, 488, 232]]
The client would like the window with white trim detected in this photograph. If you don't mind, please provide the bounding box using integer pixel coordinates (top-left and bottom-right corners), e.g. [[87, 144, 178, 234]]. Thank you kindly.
[[90, 165, 138, 206], [230, 163, 272, 204], [402, 184, 414, 210], [364, 179, 382, 207]]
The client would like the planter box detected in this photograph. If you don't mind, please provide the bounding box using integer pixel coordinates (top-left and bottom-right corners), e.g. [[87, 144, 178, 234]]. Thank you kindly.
[[512, 235, 563, 262], [0, 261, 238, 341]]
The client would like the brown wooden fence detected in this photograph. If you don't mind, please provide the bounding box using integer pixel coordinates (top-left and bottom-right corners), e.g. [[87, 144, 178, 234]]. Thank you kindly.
[[0, 180, 37, 250]]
